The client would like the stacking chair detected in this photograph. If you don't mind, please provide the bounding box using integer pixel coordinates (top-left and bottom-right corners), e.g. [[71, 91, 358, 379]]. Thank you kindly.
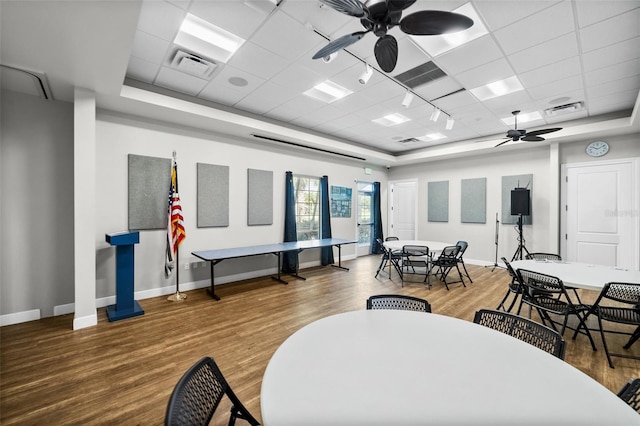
[[587, 282, 640, 368], [429, 245, 464, 290], [165, 356, 260, 426], [496, 257, 523, 312], [526, 253, 562, 261], [454, 240, 472, 283], [366, 294, 431, 313], [401, 245, 431, 286], [617, 378, 640, 413], [517, 269, 596, 351], [473, 309, 566, 359]]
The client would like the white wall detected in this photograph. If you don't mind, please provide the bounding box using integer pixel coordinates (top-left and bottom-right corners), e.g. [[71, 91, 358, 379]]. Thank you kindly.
[[95, 111, 388, 301], [1, 91, 74, 321]]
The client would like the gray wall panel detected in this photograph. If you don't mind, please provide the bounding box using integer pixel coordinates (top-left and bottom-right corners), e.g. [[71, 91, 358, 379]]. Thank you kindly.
[[461, 178, 486, 223], [128, 154, 171, 230], [248, 168, 273, 226], [428, 180, 449, 222], [197, 163, 229, 227]]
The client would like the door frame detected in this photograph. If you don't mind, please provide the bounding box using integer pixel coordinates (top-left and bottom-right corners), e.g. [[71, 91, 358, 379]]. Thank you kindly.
[[354, 181, 374, 257], [560, 157, 639, 270], [388, 179, 418, 240]]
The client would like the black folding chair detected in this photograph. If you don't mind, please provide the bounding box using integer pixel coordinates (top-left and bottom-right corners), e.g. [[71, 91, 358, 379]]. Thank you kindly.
[[455, 240, 472, 283], [496, 257, 523, 312], [165, 356, 260, 426], [429, 245, 464, 290], [617, 378, 640, 413], [367, 294, 431, 312]]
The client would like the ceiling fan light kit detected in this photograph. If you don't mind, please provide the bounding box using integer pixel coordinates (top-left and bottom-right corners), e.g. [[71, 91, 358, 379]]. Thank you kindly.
[[314, 0, 474, 73], [358, 64, 373, 84]]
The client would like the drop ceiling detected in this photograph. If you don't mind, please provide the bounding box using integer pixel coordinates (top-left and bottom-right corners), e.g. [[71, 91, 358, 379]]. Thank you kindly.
[[1, 0, 639, 166]]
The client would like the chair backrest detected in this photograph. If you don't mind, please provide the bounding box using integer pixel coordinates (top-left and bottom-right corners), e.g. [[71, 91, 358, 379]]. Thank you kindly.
[[366, 294, 431, 313], [165, 357, 259, 426], [501, 257, 518, 280], [385, 236, 399, 241], [455, 241, 468, 257], [402, 245, 429, 257], [473, 309, 566, 359], [594, 282, 640, 306], [375, 238, 387, 254], [435, 245, 460, 263], [617, 378, 640, 413], [525, 253, 562, 261], [517, 269, 568, 299]]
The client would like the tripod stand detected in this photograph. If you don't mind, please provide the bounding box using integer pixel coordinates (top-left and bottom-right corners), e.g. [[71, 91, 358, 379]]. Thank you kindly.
[[485, 212, 506, 271], [511, 214, 530, 261]]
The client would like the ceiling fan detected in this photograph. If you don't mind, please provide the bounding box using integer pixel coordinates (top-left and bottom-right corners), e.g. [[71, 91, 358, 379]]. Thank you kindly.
[[495, 110, 562, 147], [312, 0, 474, 73]]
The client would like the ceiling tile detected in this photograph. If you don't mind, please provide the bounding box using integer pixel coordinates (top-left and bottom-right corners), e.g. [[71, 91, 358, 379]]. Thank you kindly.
[[454, 58, 513, 89], [137, 0, 185, 42], [519, 56, 582, 89], [493, 1, 574, 55], [251, 10, 321, 61], [508, 32, 579, 75], [131, 30, 171, 64], [582, 37, 640, 73], [435, 35, 503, 75], [188, 0, 272, 40], [575, 0, 640, 28], [580, 8, 640, 52], [585, 58, 640, 87], [473, 0, 559, 32], [233, 80, 298, 114], [126, 57, 160, 84], [154, 66, 209, 96]]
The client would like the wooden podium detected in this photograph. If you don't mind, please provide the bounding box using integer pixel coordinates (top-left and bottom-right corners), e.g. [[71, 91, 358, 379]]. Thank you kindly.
[[105, 231, 144, 321]]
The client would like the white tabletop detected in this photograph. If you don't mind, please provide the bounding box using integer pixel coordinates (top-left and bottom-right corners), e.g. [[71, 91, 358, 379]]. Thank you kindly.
[[383, 240, 453, 254], [511, 259, 640, 292], [261, 310, 637, 425]]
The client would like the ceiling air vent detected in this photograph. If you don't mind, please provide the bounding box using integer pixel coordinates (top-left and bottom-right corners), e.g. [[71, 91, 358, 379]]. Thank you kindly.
[[544, 101, 583, 116], [171, 50, 217, 79], [398, 137, 421, 144], [395, 61, 447, 89]]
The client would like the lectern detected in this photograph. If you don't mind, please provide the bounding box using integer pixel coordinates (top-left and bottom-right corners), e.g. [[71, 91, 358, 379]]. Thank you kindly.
[[105, 231, 144, 321]]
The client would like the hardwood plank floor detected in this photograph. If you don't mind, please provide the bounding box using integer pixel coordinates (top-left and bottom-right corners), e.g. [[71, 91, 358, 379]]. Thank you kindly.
[[1, 255, 638, 425]]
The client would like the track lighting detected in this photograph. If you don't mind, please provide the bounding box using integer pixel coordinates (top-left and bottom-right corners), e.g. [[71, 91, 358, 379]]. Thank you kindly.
[[430, 107, 441, 122], [358, 64, 373, 85], [401, 91, 414, 108], [446, 117, 455, 130]]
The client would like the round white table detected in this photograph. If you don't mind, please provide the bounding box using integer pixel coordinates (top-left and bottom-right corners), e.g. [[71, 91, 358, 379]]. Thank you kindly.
[[511, 259, 640, 292], [261, 310, 638, 425]]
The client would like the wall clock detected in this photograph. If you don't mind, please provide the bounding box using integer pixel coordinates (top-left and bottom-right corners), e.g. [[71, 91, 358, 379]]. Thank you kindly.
[[586, 141, 609, 157]]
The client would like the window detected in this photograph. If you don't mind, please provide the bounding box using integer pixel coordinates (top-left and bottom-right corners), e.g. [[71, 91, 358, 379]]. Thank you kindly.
[[294, 176, 320, 241], [357, 182, 373, 245]]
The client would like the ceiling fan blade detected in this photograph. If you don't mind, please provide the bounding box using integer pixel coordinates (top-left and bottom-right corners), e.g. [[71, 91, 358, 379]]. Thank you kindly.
[[312, 31, 368, 60], [374, 35, 398, 73], [387, 0, 417, 12], [495, 139, 511, 148], [400, 10, 473, 35], [320, 0, 366, 18], [521, 136, 545, 142], [525, 127, 562, 137]]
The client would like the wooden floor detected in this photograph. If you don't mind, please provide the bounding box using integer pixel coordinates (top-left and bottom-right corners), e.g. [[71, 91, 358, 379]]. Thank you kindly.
[[1, 255, 638, 425]]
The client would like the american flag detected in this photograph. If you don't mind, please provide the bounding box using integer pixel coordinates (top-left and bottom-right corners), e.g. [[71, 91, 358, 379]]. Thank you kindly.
[[165, 158, 185, 277]]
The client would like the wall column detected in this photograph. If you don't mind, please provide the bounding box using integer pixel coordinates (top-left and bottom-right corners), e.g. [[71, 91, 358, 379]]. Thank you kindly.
[[549, 142, 561, 254], [73, 87, 97, 330]]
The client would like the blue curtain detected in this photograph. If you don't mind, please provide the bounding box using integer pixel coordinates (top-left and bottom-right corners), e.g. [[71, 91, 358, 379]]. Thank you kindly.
[[320, 176, 334, 265], [371, 181, 384, 254], [282, 171, 298, 273]]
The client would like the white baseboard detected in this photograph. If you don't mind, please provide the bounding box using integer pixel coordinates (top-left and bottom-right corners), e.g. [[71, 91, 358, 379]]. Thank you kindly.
[[5, 256, 360, 327], [72, 312, 97, 330], [0, 309, 41, 326]]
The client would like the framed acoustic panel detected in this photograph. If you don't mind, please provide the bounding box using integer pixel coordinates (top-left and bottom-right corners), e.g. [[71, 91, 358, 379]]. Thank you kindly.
[[128, 154, 171, 230], [197, 163, 229, 227], [461, 178, 486, 223], [428, 180, 449, 222], [501, 174, 533, 225], [248, 168, 273, 226]]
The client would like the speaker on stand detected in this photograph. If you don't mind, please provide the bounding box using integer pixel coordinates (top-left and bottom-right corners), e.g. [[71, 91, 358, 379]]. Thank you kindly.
[[510, 188, 531, 261]]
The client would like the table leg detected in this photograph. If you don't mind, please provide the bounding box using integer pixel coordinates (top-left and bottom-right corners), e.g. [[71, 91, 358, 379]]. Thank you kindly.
[[331, 244, 350, 271], [206, 260, 221, 301], [623, 326, 640, 349]]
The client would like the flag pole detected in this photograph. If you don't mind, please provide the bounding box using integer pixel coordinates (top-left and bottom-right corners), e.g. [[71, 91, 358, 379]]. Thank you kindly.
[[168, 150, 187, 302]]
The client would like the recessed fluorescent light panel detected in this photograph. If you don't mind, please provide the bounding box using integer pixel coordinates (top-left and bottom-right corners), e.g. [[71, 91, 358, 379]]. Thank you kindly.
[[418, 133, 446, 142], [303, 80, 353, 103], [372, 113, 411, 127], [174, 14, 245, 63], [501, 111, 543, 126], [469, 76, 524, 101], [410, 3, 488, 57]]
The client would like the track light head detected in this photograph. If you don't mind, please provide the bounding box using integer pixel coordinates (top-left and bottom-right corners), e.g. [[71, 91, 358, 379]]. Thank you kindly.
[[358, 64, 373, 85], [446, 117, 455, 130], [402, 91, 414, 108], [322, 52, 337, 63], [430, 107, 441, 122]]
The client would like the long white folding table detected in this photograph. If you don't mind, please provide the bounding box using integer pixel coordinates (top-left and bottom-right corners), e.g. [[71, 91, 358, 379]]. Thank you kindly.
[[192, 238, 356, 300], [510, 259, 640, 292], [261, 310, 638, 425]]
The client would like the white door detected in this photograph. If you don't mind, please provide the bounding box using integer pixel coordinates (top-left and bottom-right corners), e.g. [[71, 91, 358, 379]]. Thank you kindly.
[[561, 159, 638, 269], [389, 180, 417, 240]]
